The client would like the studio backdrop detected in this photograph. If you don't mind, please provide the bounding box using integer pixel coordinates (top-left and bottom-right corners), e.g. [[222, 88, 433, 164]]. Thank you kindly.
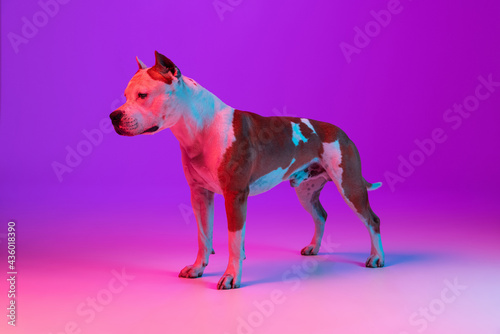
[[1, 1, 499, 333]]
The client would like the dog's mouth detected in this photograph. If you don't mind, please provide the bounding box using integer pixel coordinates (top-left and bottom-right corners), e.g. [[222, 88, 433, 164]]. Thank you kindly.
[[115, 127, 135, 136], [142, 125, 159, 134]]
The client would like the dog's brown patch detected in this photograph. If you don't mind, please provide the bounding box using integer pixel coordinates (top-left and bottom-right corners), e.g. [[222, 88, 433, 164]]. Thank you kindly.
[[147, 67, 173, 85], [307, 119, 341, 144], [323, 129, 379, 232], [218, 111, 344, 231]]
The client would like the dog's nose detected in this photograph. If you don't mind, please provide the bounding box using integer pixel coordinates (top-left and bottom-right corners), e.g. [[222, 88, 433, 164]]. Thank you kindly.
[[110, 110, 124, 125]]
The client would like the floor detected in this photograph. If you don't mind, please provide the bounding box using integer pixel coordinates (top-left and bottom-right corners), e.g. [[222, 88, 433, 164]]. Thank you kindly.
[[0, 186, 499, 334]]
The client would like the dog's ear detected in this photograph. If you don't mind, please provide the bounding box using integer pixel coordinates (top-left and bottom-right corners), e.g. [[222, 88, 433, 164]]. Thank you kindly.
[[154, 51, 181, 78], [136, 56, 147, 70]]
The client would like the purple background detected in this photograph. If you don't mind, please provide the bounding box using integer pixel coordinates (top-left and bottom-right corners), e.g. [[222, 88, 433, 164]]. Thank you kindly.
[[1, 1, 499, 333]]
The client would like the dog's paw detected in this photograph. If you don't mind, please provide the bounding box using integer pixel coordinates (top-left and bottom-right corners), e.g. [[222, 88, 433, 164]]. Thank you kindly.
[[179, 265, 205, 278], [217, 274, 240, 290], [365, 254, 384, 268], [301, 244, 319, 256]]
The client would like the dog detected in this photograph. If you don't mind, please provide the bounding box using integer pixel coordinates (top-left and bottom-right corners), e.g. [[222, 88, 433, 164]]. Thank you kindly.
[[110, 51, 385, 289]]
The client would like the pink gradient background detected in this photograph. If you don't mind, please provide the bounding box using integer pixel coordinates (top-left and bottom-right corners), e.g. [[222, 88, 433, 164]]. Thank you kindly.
[[1, 0, 499, 333]]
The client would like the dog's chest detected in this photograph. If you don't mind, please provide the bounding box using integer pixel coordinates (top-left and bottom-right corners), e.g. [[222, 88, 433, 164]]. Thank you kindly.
[[182, 108, 236, 194]]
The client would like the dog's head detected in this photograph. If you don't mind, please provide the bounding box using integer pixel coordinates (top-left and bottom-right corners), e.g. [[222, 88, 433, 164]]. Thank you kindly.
[[110, 51, 183, 136]]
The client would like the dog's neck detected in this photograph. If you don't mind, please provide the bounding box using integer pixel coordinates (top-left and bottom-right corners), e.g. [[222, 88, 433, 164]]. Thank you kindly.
[[169, 75, 232, 156]]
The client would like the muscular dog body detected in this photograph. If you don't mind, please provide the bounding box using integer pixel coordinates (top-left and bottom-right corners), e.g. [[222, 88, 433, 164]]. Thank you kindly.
[[110, 51, 385, 289]]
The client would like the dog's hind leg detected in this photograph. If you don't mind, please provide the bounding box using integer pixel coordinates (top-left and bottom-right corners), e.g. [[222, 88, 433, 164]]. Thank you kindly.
[[295, 176, 329, 255], [322, 139, 385, 268], [179, 187, 215, 278]]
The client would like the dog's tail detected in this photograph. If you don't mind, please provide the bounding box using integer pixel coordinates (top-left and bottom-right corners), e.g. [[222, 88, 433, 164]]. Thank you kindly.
[[364, 178, 382, 191]]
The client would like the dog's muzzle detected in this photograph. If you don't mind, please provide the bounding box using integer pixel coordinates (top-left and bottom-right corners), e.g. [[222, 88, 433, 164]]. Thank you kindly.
[[110, 110, 139, 135], [110, 110, 159, 135]]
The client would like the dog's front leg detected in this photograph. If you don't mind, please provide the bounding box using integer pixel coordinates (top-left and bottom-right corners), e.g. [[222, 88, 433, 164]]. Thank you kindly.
[[217, 189, 249, 290], [179, 186, 215, 278]]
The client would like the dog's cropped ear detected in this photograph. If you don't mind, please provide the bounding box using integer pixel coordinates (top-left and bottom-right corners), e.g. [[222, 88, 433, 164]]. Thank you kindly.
[[154, 51, 181, 79], [136, 56, 147, 70]]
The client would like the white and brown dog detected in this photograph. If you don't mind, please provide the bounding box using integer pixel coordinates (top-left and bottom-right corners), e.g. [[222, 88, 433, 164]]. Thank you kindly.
[[110, 51, 385, 289]]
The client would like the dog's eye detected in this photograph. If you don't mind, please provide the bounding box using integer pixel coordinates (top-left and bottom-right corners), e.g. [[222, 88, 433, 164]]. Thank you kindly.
[[138, 93, 148, 99]]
